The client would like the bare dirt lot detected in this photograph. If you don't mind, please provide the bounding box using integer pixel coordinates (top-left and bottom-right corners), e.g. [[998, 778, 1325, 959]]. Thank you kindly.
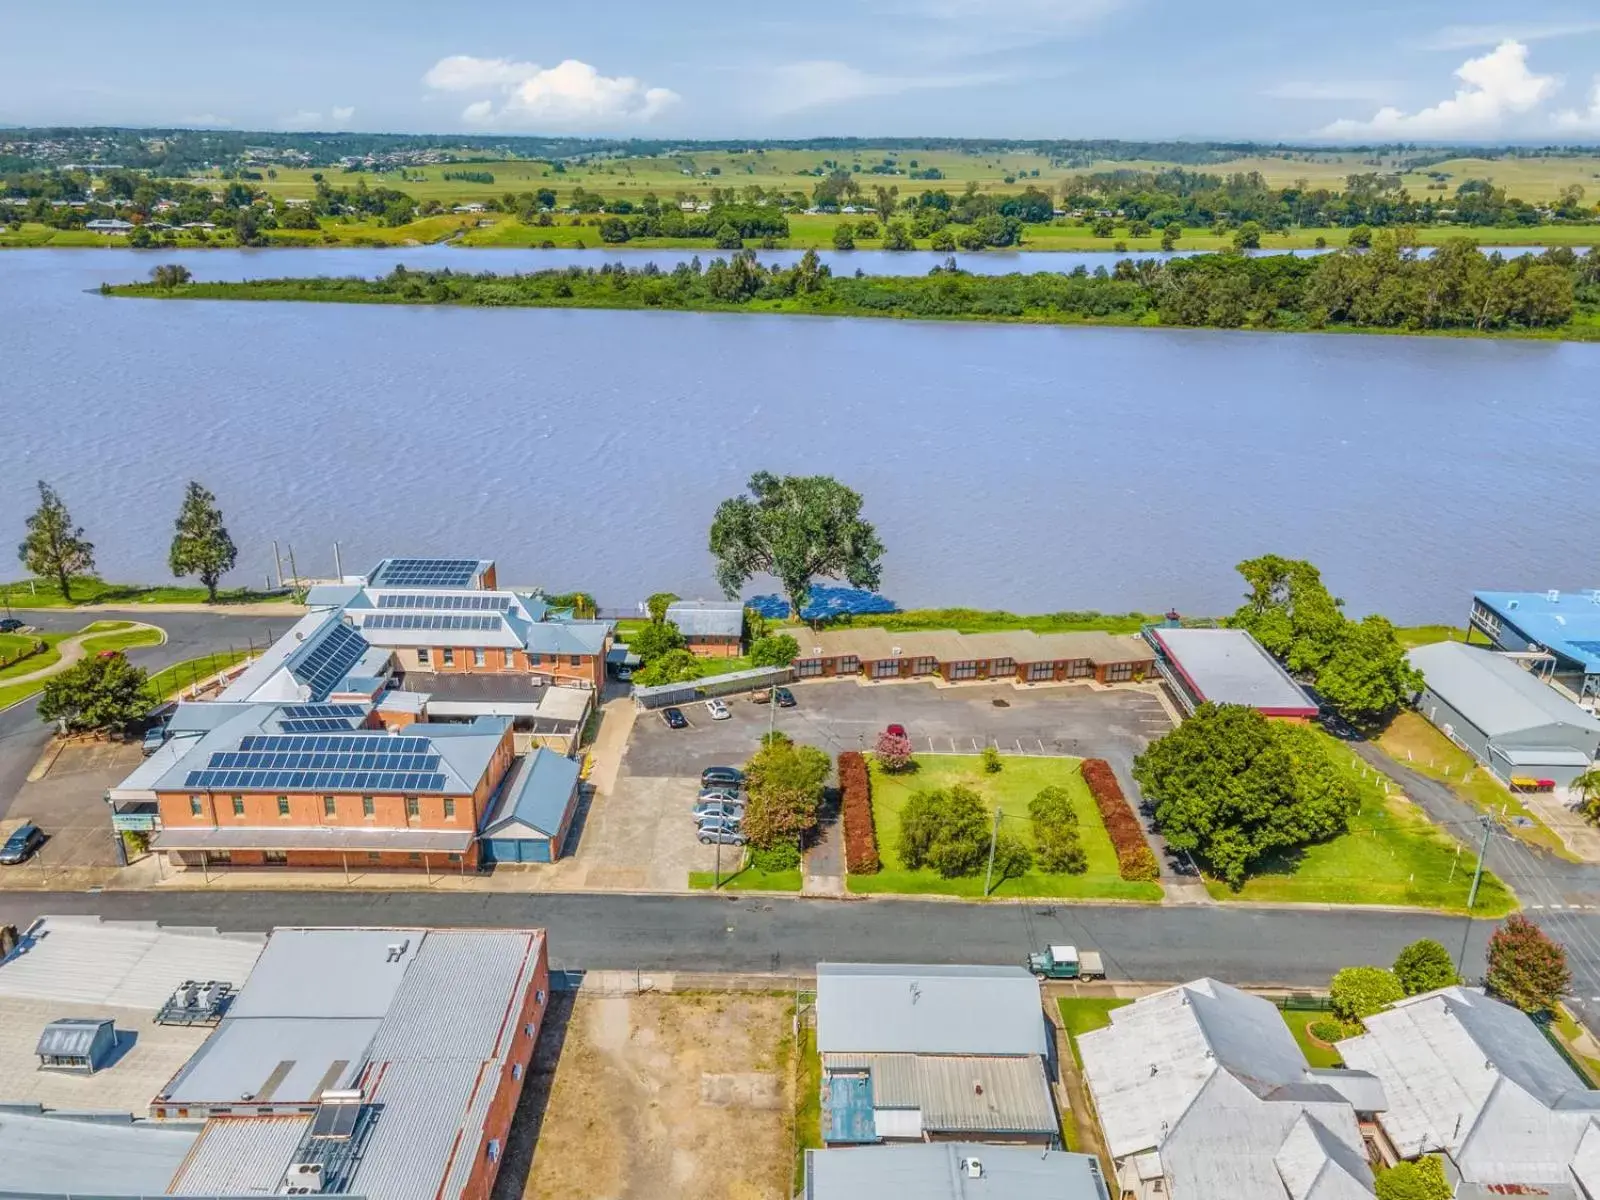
[[505, 991, 794, 1200]]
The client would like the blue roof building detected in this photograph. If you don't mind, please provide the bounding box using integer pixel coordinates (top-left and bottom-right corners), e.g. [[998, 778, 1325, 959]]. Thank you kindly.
[[1470, 590, 1600, 701], [479, 748, 582, 863]]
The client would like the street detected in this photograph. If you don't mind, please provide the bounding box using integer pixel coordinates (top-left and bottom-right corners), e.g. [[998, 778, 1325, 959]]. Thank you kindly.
[[0, 888, 1501, 987], [0, 609, 284, 818]]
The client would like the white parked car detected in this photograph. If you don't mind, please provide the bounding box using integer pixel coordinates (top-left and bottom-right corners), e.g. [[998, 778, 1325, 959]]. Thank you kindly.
[[704, 699, 731, 721]]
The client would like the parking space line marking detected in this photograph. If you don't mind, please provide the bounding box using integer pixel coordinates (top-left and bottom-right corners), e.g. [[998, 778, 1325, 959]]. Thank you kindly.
[[1015, 739, 1024, 753], [1037, 739, 1046, 753]]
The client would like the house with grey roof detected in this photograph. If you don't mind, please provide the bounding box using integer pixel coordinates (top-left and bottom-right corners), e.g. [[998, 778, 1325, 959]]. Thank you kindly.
[[816, 964, 1058, 1147], [1408, 641, 1600, 786], [1337, 985, 1600, 1198], [804, 1142, 1109, 1200], [1078, 978, 1385, 1200], [667, 599, 746, 657]]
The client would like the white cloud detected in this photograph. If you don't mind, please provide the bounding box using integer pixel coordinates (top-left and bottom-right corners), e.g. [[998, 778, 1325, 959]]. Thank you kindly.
[[1423, 20, 1600, 51], [762, 59, 1008, 114], [1554, 78, 1600, 131], [330, 105, 356, 124], [279, 109, 324, 130], [422, 55, 678, 128], [1265, 80, 1392, 102], [1319, 40, 1557, 138]]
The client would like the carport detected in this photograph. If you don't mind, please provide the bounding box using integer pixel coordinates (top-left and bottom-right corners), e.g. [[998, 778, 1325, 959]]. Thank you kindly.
[[632, 666, 793, 710]]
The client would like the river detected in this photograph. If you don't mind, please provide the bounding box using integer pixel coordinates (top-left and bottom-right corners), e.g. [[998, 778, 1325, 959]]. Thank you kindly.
[[1, 247, 1595, 623]]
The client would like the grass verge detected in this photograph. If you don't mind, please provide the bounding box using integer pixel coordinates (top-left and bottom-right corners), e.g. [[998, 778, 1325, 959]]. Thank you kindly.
[[147, 649, 257, 700], [1376, 711, 1574, 861], [784, 608, 1159, 637], [792, 1021, 821, 1192], [689, 865, 803, 892], [1202, 731, 1515, 914], [0, 577, 286, 608], [1057, 997, 1132, 1065], [79, 623, 164, 655], [849, 755, 1163, 900], [1549, 1004, 1600, 1085]]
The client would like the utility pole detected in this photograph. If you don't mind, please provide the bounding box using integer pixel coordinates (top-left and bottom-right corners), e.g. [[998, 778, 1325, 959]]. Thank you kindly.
[[1467, 814, 1493, 912], [286, 545, 300, 593], [983, 807, 1003, 896], [769, 684, 777, 741]]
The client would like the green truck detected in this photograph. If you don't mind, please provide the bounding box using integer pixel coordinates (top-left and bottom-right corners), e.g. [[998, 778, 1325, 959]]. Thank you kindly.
[[1027, 944, 1105, 980]]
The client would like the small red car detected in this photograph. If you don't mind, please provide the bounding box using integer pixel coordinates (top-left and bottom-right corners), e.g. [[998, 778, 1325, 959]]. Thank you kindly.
[[886, 723, 908, 739]]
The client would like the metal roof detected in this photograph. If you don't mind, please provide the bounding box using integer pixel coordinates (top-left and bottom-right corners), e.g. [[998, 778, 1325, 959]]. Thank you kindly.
[[816, 964, 1047, 1057], [787, 628, 1154, 667], [161, 1014, 377, 1105], [805, 1143, 1109, 1200], [823, 1052, 1057, 1134], [1147, 627, 1317, 716], [523, 620, 610, 656], [35, 1016, 112, 1058], [1409, 642, 1600, 742], [0, 1110, 201, 1196], [228, 929, 423, 1020], [169, 1114, 312, 1195], [666, 599, 745, 638], [483, 749, 581, 839], [1474, 590, 1600, 672], [365, 930, 540, 1062]]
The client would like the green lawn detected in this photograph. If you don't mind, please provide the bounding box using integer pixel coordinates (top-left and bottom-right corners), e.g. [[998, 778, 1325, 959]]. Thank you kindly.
[[0, 577, 286, 609], [79, 622, 164, 655], [784, 608, 1160, 637], [1281, 1006, 1345, 1069], [1057, 996, 1133, 1066], [688, 864, 802, 891], [849, 755, 1163, 900], [0, 632, 39, 666], [147, 649, 257, 700], [1203, 732, 1515, 915], [1377, 710, 1574, 861], [792, 1022, 822, 1192]]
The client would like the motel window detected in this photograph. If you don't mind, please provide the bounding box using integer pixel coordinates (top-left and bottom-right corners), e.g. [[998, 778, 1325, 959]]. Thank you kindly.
[[211, 851, 233, 864], [839, 656, 860, 672], [524, 1022, 535, 1037], [232, 796, 245, 816], [570, 654, 582, 667], [277, 796, 290, 817], [442, 648, 455, 667], [487, 1140, 501, 1163], [947, 661, 979, 681], [1068, 659, 1092, 678], [417, 647, 431, 665], [536, 989, 546, 1004], [504, 649, 516, 669], [444, 799, 457, 820], [872, 659, 900, 678], [474, 648, 486, 668], [529, 653, 542, 666], [912, 657, 937, 675], [512, 1063, 523, 1080], [263, 850, 287, 865], [323, 796, 336, 817], [1027, 662, 1054, 682], [189, 796, 203, 817], [992, 658, 1015, 674], [368, 852, 381, 862], [1104, 662, 1136, 683], [362, 796, 375, 817], [794, 659, 822, 678], [447, 853, 462, 863], [405, 796, 419, 818], [408, 852, 421, 862]]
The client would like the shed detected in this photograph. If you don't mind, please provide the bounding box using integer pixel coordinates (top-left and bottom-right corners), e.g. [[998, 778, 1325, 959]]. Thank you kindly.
[[1408, 641, 1600, 785], [36, 1017, 118, 1073], [1144, 627, 1317, 718], [479, 748, 582, 863]]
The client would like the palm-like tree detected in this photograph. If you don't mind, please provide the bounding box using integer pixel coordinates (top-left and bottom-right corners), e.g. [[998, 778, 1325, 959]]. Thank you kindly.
[[1571, 769, 1600, 823]]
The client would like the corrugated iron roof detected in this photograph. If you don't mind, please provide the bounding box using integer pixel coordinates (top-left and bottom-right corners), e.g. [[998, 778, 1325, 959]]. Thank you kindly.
[[35, 1017, 111, 1058], [823, 1052, 1057, 1134], [666, 600, 745, 638], [1410, 642, 1600, 741], [366, 930, 539, 1062], [168, 1115, 310, 1194], [804, 1143, 1108, 1200]]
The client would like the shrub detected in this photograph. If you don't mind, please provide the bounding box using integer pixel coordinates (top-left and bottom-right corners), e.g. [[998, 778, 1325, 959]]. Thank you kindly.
[[749, 842, 801, 872], [1393, 938, 1459, 995], [838, 751, 880, 874], [1029, 786, 1086, 874], [898, 784, 989, 877], [1375, 1157, 1452, 1200], [742, 738, 829, 850], [981, 745, 1002, 773], [874, 729, 914, 772], [1329, 965, 1404, 1022], [1307, 1019, 1347, 1044], [748, 634, 799, 668], [1487, 914, 1571, 1013], [631, 649, 701, 687], [1082, 759, 1158, 881]]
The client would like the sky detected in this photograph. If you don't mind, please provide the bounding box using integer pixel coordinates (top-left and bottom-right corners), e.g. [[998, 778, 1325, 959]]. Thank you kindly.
[[4, 1, 1600, 142]]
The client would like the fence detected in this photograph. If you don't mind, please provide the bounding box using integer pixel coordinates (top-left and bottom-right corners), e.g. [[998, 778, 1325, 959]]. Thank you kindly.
[[631, 665, 795, 710]]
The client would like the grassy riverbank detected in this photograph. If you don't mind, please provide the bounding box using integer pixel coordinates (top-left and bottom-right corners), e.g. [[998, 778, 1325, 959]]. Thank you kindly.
[[1, 577, 287, 609], [104, 241, 1600, 342]]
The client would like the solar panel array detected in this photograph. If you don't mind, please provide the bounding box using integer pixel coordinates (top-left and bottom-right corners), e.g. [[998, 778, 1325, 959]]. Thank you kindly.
[[375, 592, 511, 611], [281, 704, 369, 720], [185, 733, 449, 792], [362, 613, 502, 632], [278, 717, 364, 733], [371, 558, 482, 588], [290, 621, 369, 700]]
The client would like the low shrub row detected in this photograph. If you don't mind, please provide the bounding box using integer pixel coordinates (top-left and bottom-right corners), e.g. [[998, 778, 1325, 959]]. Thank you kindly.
[[1082, 759, 1159, 882], [839, 751, 880, 875]]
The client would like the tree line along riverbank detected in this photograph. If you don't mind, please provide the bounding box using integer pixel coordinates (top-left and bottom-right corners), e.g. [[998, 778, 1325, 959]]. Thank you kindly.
[[107, 235, 1600, 339]]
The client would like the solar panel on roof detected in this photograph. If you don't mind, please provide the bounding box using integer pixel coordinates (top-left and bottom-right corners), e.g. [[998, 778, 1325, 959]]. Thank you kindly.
[[240, 733, 429, 753], [371, 558, 481, 588], [281, 703, 369, 720], [375, 592, 511, 611], [279, 717, 362, 733], [185, 768, 450, 792], [361, 613, 501, 632], [289, 621, 368, 701]]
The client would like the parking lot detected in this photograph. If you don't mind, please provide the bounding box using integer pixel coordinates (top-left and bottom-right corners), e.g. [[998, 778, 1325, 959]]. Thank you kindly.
[[570, 680, 1176, 892]]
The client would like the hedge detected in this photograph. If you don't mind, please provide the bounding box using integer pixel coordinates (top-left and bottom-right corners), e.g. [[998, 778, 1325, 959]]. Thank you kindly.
[[1081, 758, 1159, 882], [838, 751, 880, 875]]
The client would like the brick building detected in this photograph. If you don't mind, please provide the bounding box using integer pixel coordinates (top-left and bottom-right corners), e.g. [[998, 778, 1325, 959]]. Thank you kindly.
[[787, 628, 1156, 686], [666, 599, 746, 658]]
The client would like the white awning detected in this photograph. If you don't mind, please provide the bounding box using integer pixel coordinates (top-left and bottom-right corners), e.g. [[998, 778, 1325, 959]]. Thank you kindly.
[[152, 826, 474, 853]]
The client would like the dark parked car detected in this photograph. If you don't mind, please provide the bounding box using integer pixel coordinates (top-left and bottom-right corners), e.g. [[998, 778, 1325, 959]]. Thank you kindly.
[[0, 618, 22, 633], [774, 687, 796, 708], [701, 766, 744, 788], [0, 824, 45, 865], [662, 707, 689, 730]]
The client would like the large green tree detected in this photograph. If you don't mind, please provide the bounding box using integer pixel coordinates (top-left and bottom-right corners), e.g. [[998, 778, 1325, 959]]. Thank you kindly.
[[1393, 938, 1460, 995], [709, 472, 884, 625], [898, 784, 990, 877], [168, 481, 237, 603], [1132, 704, 1360, 888], [18, 481, 95, 602], [38, 652, 152, 733], [1487, 914, 1570, 1013], [631, 647, 701, 687], [1316, 615, 1423, 729], [1229, 555, 1346, 673], [742, 737, 829, 850]]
